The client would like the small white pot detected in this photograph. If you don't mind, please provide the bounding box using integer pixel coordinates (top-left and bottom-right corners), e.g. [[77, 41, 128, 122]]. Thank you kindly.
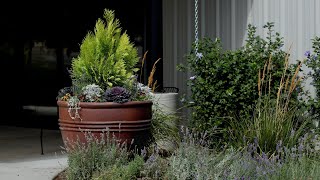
[[150, 92, 179, 115]]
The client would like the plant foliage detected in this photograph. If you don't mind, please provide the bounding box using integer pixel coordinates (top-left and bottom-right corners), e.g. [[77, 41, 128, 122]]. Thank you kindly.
[[64, 132, 131, 180], [104, 86, 131, 103], [228, 55, 311, 153], [306, 36, 320, 119], [180, 22, 298, 139], [71, 9, 139, 90]]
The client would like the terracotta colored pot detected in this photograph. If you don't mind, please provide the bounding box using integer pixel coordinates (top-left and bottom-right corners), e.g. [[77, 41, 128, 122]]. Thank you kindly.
[[57, 100, 153, 149]]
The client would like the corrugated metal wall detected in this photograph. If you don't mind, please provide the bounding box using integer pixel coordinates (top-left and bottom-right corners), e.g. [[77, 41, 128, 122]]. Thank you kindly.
[[163, 0, 320, 97]]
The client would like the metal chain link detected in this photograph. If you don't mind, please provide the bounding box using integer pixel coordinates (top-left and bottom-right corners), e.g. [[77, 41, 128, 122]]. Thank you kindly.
[[194, 0, 199, 54]]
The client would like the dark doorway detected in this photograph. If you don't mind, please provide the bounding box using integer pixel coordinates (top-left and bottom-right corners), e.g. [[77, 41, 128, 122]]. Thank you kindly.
[[0, 1, 163, 129]]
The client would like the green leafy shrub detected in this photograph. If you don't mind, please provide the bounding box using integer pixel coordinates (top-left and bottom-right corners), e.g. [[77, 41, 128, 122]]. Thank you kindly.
[[306, 37, 320, 119], [179, 22, 299, 140], [228, 55, 312, 153], [71, 9, 139, 90]]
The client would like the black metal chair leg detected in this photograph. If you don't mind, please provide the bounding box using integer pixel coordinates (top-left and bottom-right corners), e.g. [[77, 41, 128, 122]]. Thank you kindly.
[[40, 127, 44, 155]]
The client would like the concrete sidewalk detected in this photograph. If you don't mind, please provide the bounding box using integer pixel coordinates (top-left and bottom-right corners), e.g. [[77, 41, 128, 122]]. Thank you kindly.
[[0, 126, 67, 180]]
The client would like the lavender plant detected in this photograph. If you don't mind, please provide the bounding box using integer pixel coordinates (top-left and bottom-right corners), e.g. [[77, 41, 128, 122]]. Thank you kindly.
[[94, 155, 144, 180], [265, 131, 320, 179], [64, 131, 131, 180], [140, 145, 170, 179], [62, 126, 320, 180], [162, 127, 236, 180], [163, 127, 215, 179], [225, 147, 281, 179], [216, 131, 320, 179]]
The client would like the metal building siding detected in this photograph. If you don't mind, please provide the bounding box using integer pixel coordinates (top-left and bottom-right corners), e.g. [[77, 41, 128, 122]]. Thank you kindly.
[[163, 0, 320, 95]]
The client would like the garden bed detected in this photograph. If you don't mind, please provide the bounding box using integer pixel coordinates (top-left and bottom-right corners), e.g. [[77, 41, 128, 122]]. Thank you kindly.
[[52, 126, 320, 180], [53, 169, 67, 180]]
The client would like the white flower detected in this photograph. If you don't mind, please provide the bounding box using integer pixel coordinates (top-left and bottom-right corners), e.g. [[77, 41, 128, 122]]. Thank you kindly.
[[196, 52, 203, 59], [189, 75, 197, 80], [137, 83, 151, 94]]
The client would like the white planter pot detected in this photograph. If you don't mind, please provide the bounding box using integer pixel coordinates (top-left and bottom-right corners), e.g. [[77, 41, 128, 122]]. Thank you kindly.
[[151, 92, 180, 154], [150, 92, 179, 115]]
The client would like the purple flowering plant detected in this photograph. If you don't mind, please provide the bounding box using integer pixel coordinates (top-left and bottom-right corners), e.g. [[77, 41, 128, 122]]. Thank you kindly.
[[104, 86, 131, 103]]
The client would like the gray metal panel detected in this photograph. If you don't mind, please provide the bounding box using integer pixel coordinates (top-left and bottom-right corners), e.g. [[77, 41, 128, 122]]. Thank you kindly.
[[162, 0, 320, 97]]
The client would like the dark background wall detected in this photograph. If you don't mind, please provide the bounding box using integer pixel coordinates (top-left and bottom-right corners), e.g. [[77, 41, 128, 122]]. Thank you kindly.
[[0, 1, 162, 127]]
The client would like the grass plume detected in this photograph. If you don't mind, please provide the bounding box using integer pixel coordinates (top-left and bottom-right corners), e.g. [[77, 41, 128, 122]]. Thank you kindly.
[[230, 50, 310, 154], [140, 51, 148, 83], [148, 58, 161, 90]]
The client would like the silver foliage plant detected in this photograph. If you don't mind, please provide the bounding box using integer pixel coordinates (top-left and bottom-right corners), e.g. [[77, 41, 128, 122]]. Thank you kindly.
[[82, 84, 104, 102], [137, 82, 152, 95], [67, 96, 82, 120]]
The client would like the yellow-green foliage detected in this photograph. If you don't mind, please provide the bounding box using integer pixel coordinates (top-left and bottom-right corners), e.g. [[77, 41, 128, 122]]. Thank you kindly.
[[71, 9, 139, 89]]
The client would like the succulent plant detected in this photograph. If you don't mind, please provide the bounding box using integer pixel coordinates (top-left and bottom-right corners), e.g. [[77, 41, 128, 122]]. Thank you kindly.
[[81, 84, 104, 102], [57, 87, 73, 101], [105, 86, 131, 103]]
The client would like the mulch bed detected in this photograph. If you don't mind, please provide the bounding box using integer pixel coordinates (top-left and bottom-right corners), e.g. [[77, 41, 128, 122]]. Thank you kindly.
[[52, 168, 67, 180]]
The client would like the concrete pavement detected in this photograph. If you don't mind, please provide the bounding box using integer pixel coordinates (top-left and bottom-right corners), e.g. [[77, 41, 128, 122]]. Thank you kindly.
[[0, 126, 67, 180]]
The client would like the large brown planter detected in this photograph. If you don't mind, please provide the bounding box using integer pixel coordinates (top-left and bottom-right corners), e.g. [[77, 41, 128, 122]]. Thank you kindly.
[[57, 100, 153, 149]]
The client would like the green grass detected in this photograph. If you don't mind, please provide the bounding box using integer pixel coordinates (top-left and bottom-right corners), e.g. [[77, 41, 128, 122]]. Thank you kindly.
[[269, 156, 320, 179]]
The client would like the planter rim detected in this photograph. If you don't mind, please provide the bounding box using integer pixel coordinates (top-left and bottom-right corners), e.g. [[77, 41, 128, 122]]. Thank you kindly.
[[151, 92, 179, 95], [57, 100, 153, 108]]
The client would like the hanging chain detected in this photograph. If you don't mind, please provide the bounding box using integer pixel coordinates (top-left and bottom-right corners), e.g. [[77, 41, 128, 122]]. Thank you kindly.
[[194, 0, 203, 60], [194, 0, 199, 54]]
